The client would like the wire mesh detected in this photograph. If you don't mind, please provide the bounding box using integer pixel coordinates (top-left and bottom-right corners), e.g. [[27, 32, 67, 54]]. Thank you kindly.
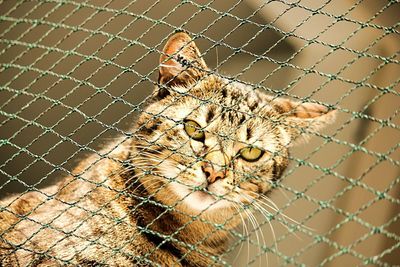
[[0, 0, 399, 266]]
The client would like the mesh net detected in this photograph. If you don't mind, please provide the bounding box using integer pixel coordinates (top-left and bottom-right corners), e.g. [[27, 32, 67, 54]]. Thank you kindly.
[[0, 0, 399, 266]]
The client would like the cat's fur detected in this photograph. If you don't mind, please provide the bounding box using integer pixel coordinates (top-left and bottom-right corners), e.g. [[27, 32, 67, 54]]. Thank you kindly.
[[0, 32, 335, 266]]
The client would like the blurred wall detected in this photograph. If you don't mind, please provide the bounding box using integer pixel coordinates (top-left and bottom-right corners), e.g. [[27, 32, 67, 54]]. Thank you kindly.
[[0, 0, 398, 266]]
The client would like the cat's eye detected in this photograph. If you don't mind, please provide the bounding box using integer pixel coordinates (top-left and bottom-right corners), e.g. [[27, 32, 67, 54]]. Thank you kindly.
[[184, 120, 205, 141], [239, 146, 264, 162]]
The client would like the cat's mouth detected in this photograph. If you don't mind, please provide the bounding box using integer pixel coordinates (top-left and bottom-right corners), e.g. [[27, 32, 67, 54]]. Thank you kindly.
[[156, 161, 233, 212], [170, 181, 232, 212], [188, 190, 218, 203]]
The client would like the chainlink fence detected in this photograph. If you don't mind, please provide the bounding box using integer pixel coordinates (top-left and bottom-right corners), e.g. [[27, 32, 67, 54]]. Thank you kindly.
[[0, 0, 399, 266]]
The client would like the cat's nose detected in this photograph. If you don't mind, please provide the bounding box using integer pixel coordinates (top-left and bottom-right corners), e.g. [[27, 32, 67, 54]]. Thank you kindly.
[[201, 163, 225, 183], [202, 150, 228, 183]]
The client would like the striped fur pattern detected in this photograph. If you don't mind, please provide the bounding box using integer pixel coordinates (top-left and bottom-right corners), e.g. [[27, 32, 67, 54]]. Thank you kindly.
[[0, 33, 335, 266]]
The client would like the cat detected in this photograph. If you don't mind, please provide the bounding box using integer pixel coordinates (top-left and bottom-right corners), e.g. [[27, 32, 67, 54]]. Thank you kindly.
[[0, 32, 336, 266]]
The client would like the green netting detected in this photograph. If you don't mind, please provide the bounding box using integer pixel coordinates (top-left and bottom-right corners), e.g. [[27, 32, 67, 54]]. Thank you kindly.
[[0, 0, 399, 266]]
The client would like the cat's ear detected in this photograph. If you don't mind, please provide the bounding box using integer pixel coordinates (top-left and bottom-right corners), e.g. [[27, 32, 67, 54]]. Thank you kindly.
[[273, 98, 336, 146], [157, 32, 208, 95]]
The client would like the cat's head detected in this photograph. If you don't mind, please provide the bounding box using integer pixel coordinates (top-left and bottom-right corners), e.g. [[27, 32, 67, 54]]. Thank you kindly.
[[132, 32, 336, 217]]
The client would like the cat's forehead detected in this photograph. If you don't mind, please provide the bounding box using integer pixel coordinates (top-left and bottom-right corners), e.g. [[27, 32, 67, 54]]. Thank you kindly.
[[192, 76, 253, 101], [184, 76, 275, 120], [180, 81, 273, 130]]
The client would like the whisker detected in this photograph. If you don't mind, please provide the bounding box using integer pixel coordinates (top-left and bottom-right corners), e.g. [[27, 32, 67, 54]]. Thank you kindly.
[[231, 204, 247, 264], [259, 195, 314, 232], [242, 207, 251, 266], [242, 194, 272, 265], [240, 193, 278, 265], [123, 170, 164, 186], [250, 201, 270, 266], [252, 201, 276, 266], [248, 205, 268, 267], [277, 187, 291, 202]]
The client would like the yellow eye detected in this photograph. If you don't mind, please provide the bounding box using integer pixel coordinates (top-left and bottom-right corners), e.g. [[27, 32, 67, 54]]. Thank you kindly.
[[239, 146, 264, 162], [184, 120, 205, 141]]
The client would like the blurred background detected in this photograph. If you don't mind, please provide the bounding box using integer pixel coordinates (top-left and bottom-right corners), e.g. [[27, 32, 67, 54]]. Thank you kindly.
[[0, 0, 399, 266]]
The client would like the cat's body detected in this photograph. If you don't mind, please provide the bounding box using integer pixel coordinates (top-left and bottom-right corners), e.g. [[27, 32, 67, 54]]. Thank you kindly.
[[0, 32, 335, 266], [0, 139, 231, 266]]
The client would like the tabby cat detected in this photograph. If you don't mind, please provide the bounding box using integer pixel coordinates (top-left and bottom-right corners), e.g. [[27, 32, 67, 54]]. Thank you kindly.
[[0, 32, 336, 266]]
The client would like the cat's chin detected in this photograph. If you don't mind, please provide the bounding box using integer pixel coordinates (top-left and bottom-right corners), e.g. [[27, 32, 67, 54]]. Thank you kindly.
[[169, 182, 234, 214]]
